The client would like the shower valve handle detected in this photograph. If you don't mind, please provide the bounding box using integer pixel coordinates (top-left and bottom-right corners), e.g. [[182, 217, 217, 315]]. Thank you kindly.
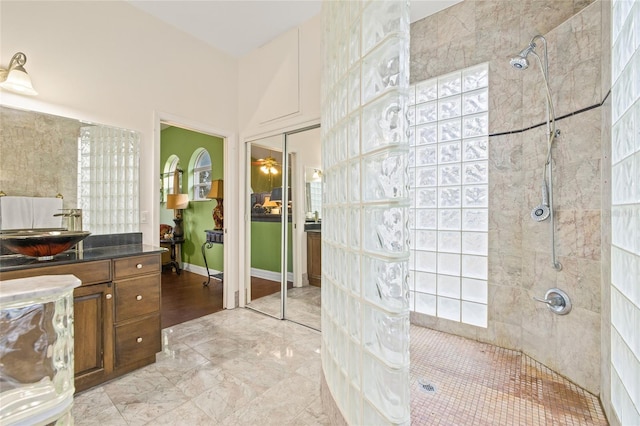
[[533, 295, 564, 307]]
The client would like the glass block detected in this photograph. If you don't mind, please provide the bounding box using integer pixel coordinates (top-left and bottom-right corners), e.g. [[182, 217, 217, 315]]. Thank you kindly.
[[438, 231, 461, 253], [416, 78, 437, 103], [349, 207, 361, 249], [408, 169, 415, 188], [362, 37, 405, 103], [462, 63, 489, 91], [437, 296, 461, 321], [462, 254, 488, 279], [462, 209, 488, 231], [408, 84, 416, 106], [349, 160, 361, 202], [415, 166, 437, 187], [463, 89, 489, 116], [612, 158, 635, 204], [463, 113, 489, 138], [414, 271, 437, 294], [415, 292, 437, 316], [437, 274, 461, 298], [439, 142, 462, 163], [336, 123, 348, 164], [462, 278, 488, 303], [415, 123, 438, 145], [407, 105, 416, 126], [348, 114, 360, 159], [437, 252, 460, 276], [349, 66, 362, 113], [438, 164, 462, 186], [415, 250, 437, 273], [439, 187, 462, 208], [415, 209, 437, 229], [408, 126, 416, 147], [462, 231, 488, 255], [409, 289, 415, 311], [361, 1, 406, 55], [438, 95, 462, 120], [363, 255, 408, 313], [363, 149, 408, 201], [363, 206, 408, 255], [408, 149, 415, 167], [362, 91, 405, 154], [611, 246, 638, 303], [438, 71, 462, 97], [439, 209, 462, 230], [348, 383, 363, 425], [414, 229, 437, 251], [416, 145, 438, 166], [349, 20, 361, 66], [612, 206, 637, 252], [463, 185, 488, 208], [363, 305, 410, 366], [348, 296, 362, 342], [463, 137, 488, 161], [416, 101, 438, 124], [362, 352, 410, 423], [415, 188, 437, 208], [438, 119, 462, 142], [462, 301, 488, 327], [463, 161, 488, 184], [612, 107, 635, 164]]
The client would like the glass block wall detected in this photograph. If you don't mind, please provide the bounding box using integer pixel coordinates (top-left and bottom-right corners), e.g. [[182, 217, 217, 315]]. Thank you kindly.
[[78, 125, 140, 234], [320, 0, 411, 424], [408, 64, 489, 327], [610, 1, 640, 424]]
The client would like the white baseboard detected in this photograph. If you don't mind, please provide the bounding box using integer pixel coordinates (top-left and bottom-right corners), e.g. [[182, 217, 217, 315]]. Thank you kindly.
[[251, 268, 294, 282], [183, 263, 221, 277]]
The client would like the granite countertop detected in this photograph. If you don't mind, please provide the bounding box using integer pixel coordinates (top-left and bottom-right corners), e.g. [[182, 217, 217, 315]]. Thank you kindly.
[[0, 233, 165, 273]]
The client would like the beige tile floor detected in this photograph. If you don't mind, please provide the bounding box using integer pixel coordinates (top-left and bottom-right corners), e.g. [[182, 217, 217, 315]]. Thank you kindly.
[[247, 286, 321, 330], [72, 309, 329, 425]]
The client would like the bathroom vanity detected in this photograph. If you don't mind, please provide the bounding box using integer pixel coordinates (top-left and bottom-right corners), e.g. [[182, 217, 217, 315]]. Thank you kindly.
[[0, 235, 164, 393]]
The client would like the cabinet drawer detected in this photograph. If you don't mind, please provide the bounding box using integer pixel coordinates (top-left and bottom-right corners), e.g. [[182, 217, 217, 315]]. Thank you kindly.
[[114, 314, 160, 368], [113, 254, 160, 280], [114, 274, 160, 322], [0, 260, 111, 285]]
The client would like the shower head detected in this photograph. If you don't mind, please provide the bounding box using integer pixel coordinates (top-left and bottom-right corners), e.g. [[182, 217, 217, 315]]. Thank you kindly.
[[531, 181, 551, 222], [510, 44, 536, 70]]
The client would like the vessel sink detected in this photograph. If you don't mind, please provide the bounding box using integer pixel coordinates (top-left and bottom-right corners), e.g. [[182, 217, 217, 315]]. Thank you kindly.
[[0, 230, 91, 261]]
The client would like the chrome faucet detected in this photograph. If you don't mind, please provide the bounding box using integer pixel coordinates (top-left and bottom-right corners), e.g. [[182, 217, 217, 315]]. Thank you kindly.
[[53, 209, 84, 253]]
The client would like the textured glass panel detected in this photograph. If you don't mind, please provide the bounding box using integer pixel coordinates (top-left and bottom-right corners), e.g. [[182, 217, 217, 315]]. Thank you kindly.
[[439, 142, 462, 163], [462, 278, 488, 303], [437, 296, 460, 321], [439, 209, 461, 230], [462, 64, 489, 91], [463, 185, 488, 207], [363, 149, 408, 201], [361, 1, 406, 54], [415, 167, 437, 187], [438, 96, 462, 120], [461, 254, 488, 279], [415, 123, 438, 145], [463, 89, 489, 115], [437, 253, 460, 276], [438, 164, 462, 185], [363, 305, 410, 366], [463, 161, 488, 184], [463, 137, 489, 161], [463, 113, 489, 138], [437, 274, 461, 298], [438, 119, 462, 142], [414, 271, 437, 294], [415, 250, 437, 273], [461, 301, 488, 327], [363, 256, 408, 313], [439, 187, 461, 208], [415, 188, 437, 208], [438, 231, 461, 253], [438, 71, 462, 97], [416, 145, 438, 166], [362, 37, 405, 103], [363, 206, 408, 255], [415, 292, 437, 315], [416, 78, 437, 103], [362, 352, 410, 423], [416, 101, 438, 124], [362, 91, 405, 153]]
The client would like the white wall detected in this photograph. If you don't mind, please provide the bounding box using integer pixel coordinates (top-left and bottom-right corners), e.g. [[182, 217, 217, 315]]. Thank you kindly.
[[0, 0, 238, 246]]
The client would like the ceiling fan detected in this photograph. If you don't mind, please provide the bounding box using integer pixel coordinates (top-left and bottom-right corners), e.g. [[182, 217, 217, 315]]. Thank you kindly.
[[252, 155, 280, 175]]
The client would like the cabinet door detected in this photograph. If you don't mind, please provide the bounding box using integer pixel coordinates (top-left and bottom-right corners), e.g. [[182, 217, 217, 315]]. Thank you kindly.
[[73, 282, 114, 392], [307, 232, 322, 286]]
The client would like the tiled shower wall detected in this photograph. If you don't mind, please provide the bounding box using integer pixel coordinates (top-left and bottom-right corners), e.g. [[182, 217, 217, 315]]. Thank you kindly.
[[410, 0, 604, 394], [0, 106, 79, 208], [610, 1, 640, 424]]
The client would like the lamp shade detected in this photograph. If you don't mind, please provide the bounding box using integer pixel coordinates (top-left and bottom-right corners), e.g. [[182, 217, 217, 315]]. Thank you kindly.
[[207, 179, 223, 199], [166, 193, 189, 210], [0, 52, 37, 96]]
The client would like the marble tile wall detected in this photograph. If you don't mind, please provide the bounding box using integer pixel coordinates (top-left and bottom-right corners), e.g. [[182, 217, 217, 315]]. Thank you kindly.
[[410, 0, 606, 395], [0, 106, 79, 208]]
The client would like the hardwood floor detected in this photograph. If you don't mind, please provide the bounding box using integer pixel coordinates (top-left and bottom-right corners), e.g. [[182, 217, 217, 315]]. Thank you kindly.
[[160, 271, 292, 328]]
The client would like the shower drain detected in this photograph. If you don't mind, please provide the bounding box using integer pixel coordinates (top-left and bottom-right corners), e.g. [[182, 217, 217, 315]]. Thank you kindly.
[[418, 379, 437, 394]]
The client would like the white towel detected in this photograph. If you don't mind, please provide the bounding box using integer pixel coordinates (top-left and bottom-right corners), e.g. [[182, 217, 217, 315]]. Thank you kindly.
[[32, 197, 63, 229], [0, 196, 34, 230]]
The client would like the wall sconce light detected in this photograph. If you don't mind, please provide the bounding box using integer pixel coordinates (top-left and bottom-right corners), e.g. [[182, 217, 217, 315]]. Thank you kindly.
[[206, 179, 224, 230], [0, 52, 38, 96], [312, 169, 323, 182]]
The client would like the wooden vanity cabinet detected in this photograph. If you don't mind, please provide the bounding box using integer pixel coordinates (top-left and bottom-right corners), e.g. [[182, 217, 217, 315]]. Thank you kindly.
[[0, 253, 162, 393]]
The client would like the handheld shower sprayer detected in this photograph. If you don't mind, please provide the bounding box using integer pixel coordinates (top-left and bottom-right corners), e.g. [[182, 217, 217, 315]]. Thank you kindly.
[[531, 182, 550, 222]]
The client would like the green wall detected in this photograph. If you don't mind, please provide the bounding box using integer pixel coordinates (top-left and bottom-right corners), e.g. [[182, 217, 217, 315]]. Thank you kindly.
[[160, 126, 223, 271], [250, 221, 293, 273]]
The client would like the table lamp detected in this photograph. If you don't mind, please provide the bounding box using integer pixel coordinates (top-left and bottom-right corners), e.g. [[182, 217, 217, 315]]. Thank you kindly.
[[166, 169, 189, 238], [207, 179, 224, 230]]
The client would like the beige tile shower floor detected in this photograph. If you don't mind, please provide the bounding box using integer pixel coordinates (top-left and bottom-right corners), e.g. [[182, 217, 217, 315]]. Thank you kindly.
[[72, 308, 608, 425], [411, 325, 608, 425]]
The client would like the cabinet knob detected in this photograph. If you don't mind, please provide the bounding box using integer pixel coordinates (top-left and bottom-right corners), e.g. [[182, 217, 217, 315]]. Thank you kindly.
[[136, 337, 143, 343], [136, 295, 143, 301], [106, 294, 112, 299], [136, 263, 143, 269]]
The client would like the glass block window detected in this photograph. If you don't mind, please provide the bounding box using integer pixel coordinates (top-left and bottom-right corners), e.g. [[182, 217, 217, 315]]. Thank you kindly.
[[610, 1, 640, 424], [408, 63, 489, 328], [191, 148, 212, 201]]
